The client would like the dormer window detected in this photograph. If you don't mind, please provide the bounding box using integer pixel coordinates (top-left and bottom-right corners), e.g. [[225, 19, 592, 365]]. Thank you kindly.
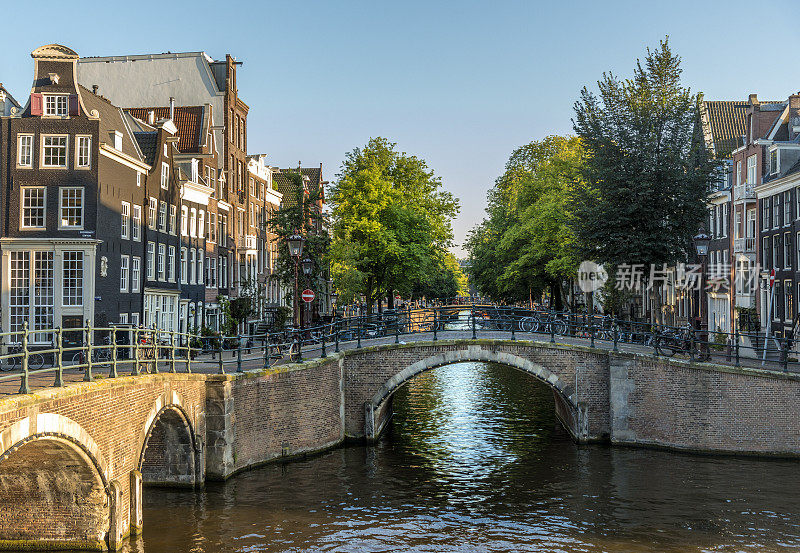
[[163, 144, 168, 158], [110, 131, 122, 151], [770, 150, 779, 175], [44, 95, 68, 116]]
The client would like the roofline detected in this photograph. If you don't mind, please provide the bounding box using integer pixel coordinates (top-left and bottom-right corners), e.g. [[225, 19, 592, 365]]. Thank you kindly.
[[78, 51, 215, 63]]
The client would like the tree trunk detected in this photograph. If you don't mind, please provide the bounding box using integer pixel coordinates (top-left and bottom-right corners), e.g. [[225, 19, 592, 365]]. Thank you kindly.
[[387, 290, 395, 310]]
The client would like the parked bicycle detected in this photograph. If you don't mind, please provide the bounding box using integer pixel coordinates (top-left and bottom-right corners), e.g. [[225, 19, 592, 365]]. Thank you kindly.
[[0, 345, 45, 372]]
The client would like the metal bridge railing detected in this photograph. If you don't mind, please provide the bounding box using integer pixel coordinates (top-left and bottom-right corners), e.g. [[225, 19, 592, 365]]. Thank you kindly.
[[0, 307, 795, 396]]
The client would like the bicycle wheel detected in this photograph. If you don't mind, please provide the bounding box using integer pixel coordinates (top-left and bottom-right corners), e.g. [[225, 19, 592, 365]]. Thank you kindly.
[[72, 352, 83, 366], [28, 353, 45, 370], [520, 317, 534, 332], [553, 321, 567, 335]]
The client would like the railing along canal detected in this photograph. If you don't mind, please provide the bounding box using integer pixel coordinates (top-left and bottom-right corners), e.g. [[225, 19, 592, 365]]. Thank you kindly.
[[1, 307, 797, 395]]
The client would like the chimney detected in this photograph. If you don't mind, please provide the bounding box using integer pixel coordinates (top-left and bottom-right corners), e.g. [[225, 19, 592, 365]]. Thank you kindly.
[[749, 93, 759, 105], [169, 97, 175, 121], [148, 110, 155, 125], [92, 84, 98, 95], [789, 94, 800, 139]]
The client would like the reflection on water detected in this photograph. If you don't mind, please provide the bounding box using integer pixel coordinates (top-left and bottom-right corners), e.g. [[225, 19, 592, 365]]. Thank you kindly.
[[129, 363, 800, 552]]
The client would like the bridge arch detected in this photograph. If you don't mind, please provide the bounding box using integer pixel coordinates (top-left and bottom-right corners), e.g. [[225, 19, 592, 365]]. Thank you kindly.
[[0, 415, 112, 550], [138, 392, 200, 487], [364, 347, 584, 441]]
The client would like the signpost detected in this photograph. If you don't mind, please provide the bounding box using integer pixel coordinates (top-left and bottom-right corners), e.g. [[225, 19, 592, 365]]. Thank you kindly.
[[301, 289, 315, 303]]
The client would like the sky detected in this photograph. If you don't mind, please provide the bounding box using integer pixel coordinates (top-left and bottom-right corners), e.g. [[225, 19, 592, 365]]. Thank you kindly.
[[2, 0, 799, 256]]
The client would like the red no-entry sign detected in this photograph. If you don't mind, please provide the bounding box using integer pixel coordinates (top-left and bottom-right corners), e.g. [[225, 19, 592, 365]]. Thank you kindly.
[[301, 289, 315, 303]]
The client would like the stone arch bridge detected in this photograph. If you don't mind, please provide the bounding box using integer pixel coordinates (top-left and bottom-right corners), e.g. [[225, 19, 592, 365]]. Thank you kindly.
[[1, 338, 798, 550]]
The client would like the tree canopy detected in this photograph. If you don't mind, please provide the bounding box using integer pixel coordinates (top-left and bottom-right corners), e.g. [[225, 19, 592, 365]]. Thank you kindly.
[[466, 135, 584, 307], [328, 138, 460, 308]]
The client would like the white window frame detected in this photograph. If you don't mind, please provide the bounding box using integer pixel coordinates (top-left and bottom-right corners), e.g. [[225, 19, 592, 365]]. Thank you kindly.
[[62, 251, 84, 307], [120, 255, 130, 293], [158, 243, 166, 281], [132, 256, 141, 293], [148, 197, 157, 229], [169, 205, 177, 235], [43, 94, 68, 117], [785, 232, 792, 270], [181, 206, 188, 236], [17, 134, 33, 168], [190, 208, 197, 238], [161, 162, 169, 189], [190, 248, 197, 284], [198, 210, 205, 239], [158, 202, 167, 232], [20, 187, 46, 229], [198, 251, 204, 285], [41, 135, 68, 168], [181, 248, 188, 284], [746, 154, 757, 185], [147, 242, 156, 280], [168, 246, 176, 282], [58, 187, 83, 230], [121, 201, 130, 239], [132, 205, 141, 241], [75, 135, 91, 169]]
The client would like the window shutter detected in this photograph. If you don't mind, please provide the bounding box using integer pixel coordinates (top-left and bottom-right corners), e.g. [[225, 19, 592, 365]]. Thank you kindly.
[[30, 93, 43, 116], [69, 94, 79, 116]]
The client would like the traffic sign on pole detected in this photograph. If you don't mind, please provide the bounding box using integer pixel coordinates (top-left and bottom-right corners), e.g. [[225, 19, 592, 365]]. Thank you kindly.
[[301, 289, 315, 303]]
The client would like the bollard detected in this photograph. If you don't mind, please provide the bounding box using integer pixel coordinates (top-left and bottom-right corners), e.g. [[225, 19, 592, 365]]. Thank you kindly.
[[590, 322, 595, 348], [690, 331, 696, 362], [84, 323, 93, 382], [782, 337, 789, 372], [322, 326, 328, 357], [54, 327, 64, 387], [612, 322, 618, 352], [110, 328, 118, 378], [296, 332, 303, 362], [170, 331, 176, 373], [511, 313, 516, 341], [395, 317, 399, 344], [357, 319, 362, 349], [433, 310, 438, 341], [651, 326, 658, 358], [734, 330, 740, 366], [19, 321, 30, 395], [472, 306, 477, 340], [217, 338, 225, 375], [264, 333, 270, 369], [335, 322, 340, 353], [133, 328, 141, 376], [237, 337, 243, 372], [550, 319, 555, 343]]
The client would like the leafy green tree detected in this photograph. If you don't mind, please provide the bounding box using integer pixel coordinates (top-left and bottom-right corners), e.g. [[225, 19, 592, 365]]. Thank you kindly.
[[571, 37, 719, 277], [329, 138, 459, 311], [412, 251, 468, 300], [267, 173, 330, 310], [467, 136, 584, 307]]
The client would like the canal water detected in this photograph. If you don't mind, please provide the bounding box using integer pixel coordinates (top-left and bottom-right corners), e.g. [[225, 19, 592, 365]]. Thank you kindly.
[[129, 362, 800, 552]]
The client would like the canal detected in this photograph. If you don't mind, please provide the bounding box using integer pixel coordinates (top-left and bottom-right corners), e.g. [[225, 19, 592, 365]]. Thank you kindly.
[[128, 362, 800, 552]]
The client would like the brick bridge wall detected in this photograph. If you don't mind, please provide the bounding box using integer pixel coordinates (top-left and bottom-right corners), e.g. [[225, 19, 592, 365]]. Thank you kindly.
[[1, 339, 799, 550]]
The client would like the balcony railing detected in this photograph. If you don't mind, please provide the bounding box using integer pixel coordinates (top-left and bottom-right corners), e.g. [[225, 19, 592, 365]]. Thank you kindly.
[[734, 237, 756, 253], [733, 183, 756, 201]]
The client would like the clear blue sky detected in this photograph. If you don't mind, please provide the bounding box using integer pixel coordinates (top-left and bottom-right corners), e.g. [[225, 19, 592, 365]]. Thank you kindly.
[[2, 1, 798, 255]]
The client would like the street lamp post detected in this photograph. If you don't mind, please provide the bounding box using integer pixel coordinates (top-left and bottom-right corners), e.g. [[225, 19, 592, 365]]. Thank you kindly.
[[302, 257, 313, 328], [693, 226, 711, 356], [287, 232, 305, 329]]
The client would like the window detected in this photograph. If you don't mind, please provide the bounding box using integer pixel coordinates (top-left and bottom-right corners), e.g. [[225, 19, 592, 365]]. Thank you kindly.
[[59, 187, 83, 229], [42, 135, 67, 167], [785, 280, 793, 321], [121, 202, 130, 239], [180, 248, 188, 284], [190, 249, 196, 284], [763, 236, 770, 269], [786, 192, 792, 226], [770, 150, 779, 175], [132, 205, 142, 241], [158, 243, 166, 281], [62, 251, 83, 306], [169, 205, 176, 235], [17, 135, 33, 167], [220, 214, 228, 247], [746, 154, 757, 184], [148, 197, 157, 229], [76, 136, 91, 168], [774, 196, 780, 229], [250, 178, 255, 197], [137, 172, 142, 187], [158, 202, 167, 231], [163, 144, 168, 158], [207, 257, 217, 287], [209, 212, 217, 243], [198, 251, 204, 285], [181, 206, 188, 236], [773, 235, 780, 270], [736, 160, 742, 187], [147, 242, 155, 279], [21, 187, 46, 228], [198, 210, 205, 240], [44, 95, 68, 116], [9, 252, 29, 334], [168, 246, 176, 281], [190, 208, 197, 237], [33, 252, 54, 342], [785, 232, 792, 269], [763, 200, 770, 231], [131, 312, 140, 327], [120, 255, 130, 292], [132, 257, 141, 293], [161, 162, 169, 189]]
